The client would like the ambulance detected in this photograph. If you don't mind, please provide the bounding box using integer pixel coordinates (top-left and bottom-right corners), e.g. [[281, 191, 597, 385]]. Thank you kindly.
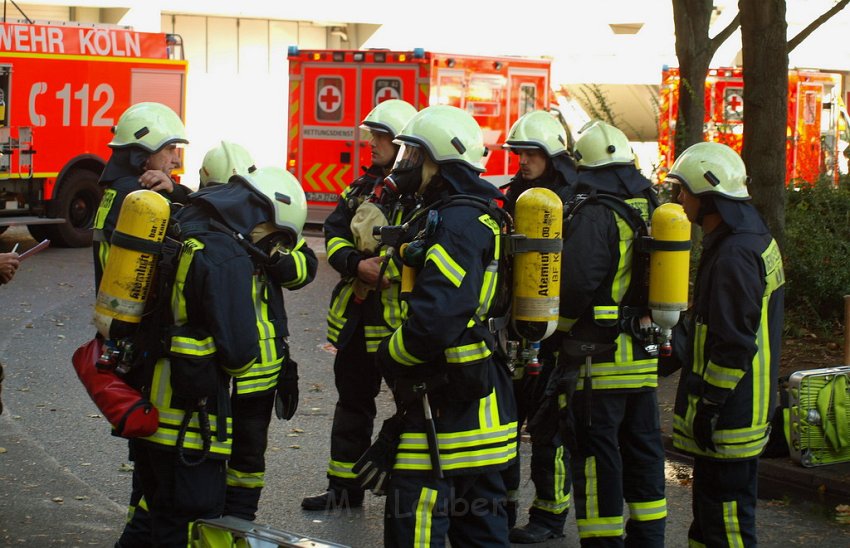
[[657, 66, 850, 186], [286, 47, 556, 222], [0, 20, 187, 247]]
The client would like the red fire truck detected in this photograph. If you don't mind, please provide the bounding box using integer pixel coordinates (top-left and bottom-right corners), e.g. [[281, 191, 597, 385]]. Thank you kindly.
[[0, 20, 186, 247], [657, 66, 850, 185], [286, 47, 555, 222]]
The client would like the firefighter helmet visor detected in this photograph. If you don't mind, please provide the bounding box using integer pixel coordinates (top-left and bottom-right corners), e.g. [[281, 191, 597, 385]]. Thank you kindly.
[[392, 142, 426, 173]]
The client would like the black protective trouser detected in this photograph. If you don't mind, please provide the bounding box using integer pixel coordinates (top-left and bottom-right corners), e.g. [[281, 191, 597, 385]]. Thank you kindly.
[[385, 471, 511, 548], [326, 324, 383, 491], [225, 389, 276, 520], [689, 457, 758, 547], [570, 389, 666, 548], [115, 465, 151, 548], [501, 358, 572, 532], [132, 441, 226, 547]]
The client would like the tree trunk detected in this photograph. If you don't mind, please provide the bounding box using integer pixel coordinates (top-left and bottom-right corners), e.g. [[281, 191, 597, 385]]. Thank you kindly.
[[672, 0, 714, 160], [739, 0, 788, 248]]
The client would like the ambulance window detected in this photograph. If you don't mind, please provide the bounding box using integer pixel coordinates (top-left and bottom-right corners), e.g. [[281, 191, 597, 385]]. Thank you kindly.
[[373, 78, 402, 105], [467, 75, 503, 117], [435, 72, 464, 108], [519, 84, 537, 116]]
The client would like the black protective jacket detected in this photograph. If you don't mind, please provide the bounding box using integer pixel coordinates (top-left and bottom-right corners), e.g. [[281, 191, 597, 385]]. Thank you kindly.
[[92, 147, 191, 289]]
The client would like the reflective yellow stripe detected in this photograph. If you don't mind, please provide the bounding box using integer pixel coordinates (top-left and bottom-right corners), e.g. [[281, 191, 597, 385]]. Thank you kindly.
[[395, 423, 517, 471], [327, 459, 358, 479], [704, 360, 745, 390], [414, 488, 438, 548], [627, 498, 667, 521], [535, 444, 570, 513], [381, 284, 405, 329], [282, 240, 309, 288], [444, 340, 491, 364], [532, 445, 571, 513], [577, 516, 624, 539], [226, 468, 264, 489], [388, 329, 425, 366], [172, 238, 203, 326], [610, 208, 635, 305], [326, 283, 354, 344], [144, 359, 232, 456], [583, 456, 599, 519], [474, 260, 498, 320], [364, 324, 393, 339], [425, 243, 466, 288], [723, 500, 744, 548], [672, 414, 770, 459], [170, 336, 216, 356], [593, 305, 618, 321], [575, 455, 625, 537], [93, 188, 116, 231], [326, 236, 353, 260]]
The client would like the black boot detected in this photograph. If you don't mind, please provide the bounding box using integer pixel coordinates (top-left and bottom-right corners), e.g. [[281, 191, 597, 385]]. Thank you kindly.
[[301, 488, 364, 511], [509, 521, 565, 544]]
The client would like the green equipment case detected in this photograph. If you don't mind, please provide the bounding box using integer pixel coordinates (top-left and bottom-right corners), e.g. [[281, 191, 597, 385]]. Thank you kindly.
[[788, 366, 850, 467]]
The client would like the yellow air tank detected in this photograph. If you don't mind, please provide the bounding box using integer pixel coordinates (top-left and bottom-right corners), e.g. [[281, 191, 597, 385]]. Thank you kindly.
[[95, 190, 170, 340], [511, 187, 563, 343], [648, 202, 691, 355]]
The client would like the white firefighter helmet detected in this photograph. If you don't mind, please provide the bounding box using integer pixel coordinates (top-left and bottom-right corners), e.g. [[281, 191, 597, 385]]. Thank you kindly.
[[574, 120, 633, 169], [239, 166, 308, 241], [199, 141, 256, 188], [503, 110, 568, 158], [359, 99, 418, 138], [109, 102, 187, 153], [667, 141, 751, 200], [393, 105, 486, 172]]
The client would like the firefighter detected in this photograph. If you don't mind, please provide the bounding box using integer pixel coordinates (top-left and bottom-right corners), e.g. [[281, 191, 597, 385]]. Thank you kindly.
[[559, 121, 666, 547], [179, 165, 317, 521], [199, 141, 257, 188], [502, 109, 578, 212], [500, 110, 577, 543], [301, 99, 418, 511], [374, 105, 518, 546], [93, 101, 191, 290], [121, 168, 308, 546], [666, 142, 784, 547], [97, 101, 189, 548]]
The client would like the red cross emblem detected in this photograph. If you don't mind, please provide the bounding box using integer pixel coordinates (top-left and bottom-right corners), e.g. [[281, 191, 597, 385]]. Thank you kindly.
[[725, 88, 744, 121], [318, 85, 342, 113], [376, 86, 400, 103]]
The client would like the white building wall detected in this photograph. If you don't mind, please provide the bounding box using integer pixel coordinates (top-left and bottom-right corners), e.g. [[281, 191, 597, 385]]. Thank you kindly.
[[160, 14, 328, 189]]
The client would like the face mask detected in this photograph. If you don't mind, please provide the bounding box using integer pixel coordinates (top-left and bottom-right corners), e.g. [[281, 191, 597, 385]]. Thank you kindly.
[[384, 143, 426, 196]]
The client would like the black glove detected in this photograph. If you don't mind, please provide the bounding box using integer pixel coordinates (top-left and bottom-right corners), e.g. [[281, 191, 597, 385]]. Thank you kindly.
[[693, 398, 722, 452], [274, 359, 299, 420], [352, 414, 405, 495]]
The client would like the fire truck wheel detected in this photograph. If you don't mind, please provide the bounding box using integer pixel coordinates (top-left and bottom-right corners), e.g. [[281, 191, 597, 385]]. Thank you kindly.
[[27, 169, 102, 248]]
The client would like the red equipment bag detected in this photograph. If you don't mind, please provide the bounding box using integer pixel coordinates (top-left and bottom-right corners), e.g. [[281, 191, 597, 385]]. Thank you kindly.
[[72, 337, 159, 438]]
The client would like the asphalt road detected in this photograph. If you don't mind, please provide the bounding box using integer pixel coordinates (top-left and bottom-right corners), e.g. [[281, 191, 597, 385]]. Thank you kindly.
[[1, 225, 850, 546]]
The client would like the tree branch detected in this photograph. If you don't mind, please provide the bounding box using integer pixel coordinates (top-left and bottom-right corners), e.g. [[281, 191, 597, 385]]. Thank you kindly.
[[709, 12, 741, 54], [789, 0, 850, 52]]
